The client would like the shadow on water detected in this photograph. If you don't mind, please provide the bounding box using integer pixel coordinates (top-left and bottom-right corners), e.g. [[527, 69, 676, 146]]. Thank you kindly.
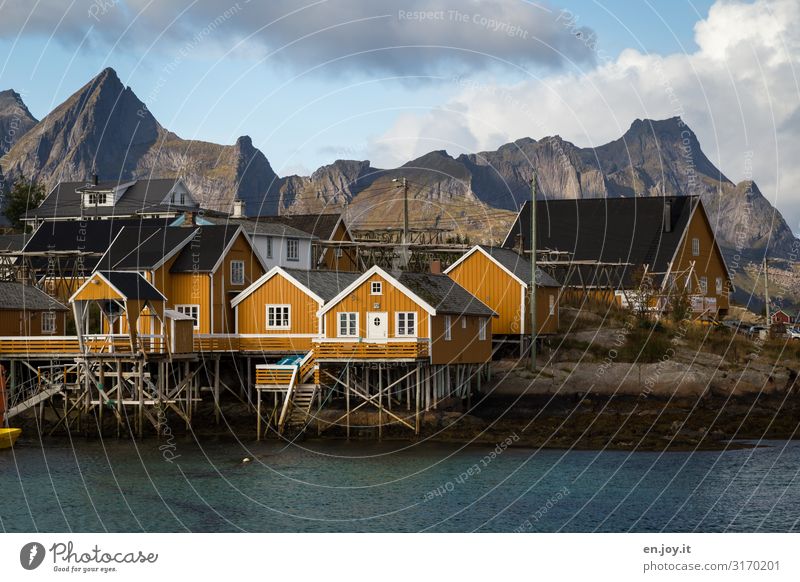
[[1, 436, 798, 532]]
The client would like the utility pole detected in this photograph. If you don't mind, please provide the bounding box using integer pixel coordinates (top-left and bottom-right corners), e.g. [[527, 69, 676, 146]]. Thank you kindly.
[[763, 256, 770, 325], [402, 177, 409, 245], [393, 177, 410, 245], [530, 173, 537, 372]]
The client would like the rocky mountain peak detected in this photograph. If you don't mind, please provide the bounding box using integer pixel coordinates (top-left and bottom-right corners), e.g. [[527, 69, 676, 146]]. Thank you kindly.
[[0, 89, 38, 155]]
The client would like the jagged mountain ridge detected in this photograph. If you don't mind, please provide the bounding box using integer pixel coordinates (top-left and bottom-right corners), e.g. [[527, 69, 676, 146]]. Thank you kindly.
[[0, 89, 38, 157], [0, 68, 282, 215], [285, 117, 796, 258], [0, 68, 795, 261]]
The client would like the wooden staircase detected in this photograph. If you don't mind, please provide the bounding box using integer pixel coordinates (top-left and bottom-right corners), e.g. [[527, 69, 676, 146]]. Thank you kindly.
[[254, 351, 319, 434], [284, 383, 318, 430]]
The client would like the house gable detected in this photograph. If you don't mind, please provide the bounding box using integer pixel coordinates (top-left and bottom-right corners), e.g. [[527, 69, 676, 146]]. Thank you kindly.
[[445, 248, 525, 335], [320, 269, 433, 340]]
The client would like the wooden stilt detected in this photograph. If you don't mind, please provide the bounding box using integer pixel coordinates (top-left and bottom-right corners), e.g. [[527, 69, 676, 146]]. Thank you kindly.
[[415, 364, 421, 435], [345, 364, 350, 440], [137, 361, 144, 438], [116, 361, 123, 437], [256, 388, 262, 440], [98, 364, 105, 436], [378, 364, 383, 441], [213, 357, 221, 425]]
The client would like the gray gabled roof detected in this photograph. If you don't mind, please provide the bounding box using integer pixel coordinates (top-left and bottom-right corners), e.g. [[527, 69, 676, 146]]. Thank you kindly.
[[96, 271, 165, 301], [0, 233, 28, 251], [169, 225, 243, 273], [502, 196, 697, 287], [479, 246, 561, 287], [203, 215, 314, 239], [22, 218, 173, 272], [0, 280, 68, 311], [283, 269, 361, 301], [29, 178, 198, 221], [395, 271, 495, 317], [96, 226, 197, 271], [256, 213, 342, 239]]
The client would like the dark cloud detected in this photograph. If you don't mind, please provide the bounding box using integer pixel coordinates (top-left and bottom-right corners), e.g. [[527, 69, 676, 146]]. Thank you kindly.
[[0, 0, 597, 74]]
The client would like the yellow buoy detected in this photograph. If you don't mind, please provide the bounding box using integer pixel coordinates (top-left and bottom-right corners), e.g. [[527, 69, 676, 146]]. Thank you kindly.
[[0, 428, 21, 450]]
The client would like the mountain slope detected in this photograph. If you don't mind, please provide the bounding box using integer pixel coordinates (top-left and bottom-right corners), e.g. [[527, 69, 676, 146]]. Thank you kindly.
[[0, 68, 280, 214], [0, 89, 37, 156], [285, 117, 795, 257]]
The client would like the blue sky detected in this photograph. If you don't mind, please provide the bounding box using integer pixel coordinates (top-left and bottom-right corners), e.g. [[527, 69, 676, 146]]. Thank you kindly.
[[0, 0, 797, 231], [0, 1, 713, 172]]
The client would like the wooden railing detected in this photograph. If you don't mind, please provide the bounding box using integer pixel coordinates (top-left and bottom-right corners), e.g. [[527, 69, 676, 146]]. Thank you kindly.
[[238, 335, 313, 352], [313, 340, 429, 360], [193, 335, 240, 352], [0, 336, 80, 355], [298, 351, 316, 382], [255, 365, 297, 386], [0, 334, 166, 356]]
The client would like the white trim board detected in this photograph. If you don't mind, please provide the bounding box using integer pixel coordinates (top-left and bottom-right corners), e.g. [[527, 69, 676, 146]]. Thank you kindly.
[[317, 265, 437, 317]]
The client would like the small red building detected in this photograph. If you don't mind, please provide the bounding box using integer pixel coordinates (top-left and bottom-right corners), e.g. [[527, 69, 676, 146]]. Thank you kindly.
[[771, 310, 792, 325]]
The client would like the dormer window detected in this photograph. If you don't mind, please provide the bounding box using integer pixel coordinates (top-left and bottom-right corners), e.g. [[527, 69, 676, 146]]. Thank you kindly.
[[87, 192, 107, 206], [171, 191, 186, 206]]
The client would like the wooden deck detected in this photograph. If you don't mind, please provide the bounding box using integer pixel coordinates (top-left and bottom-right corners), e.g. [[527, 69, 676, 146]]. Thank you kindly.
[[313, 339, 429, 361], [0, 334, 430, 362], [0, 334, 167, 357]]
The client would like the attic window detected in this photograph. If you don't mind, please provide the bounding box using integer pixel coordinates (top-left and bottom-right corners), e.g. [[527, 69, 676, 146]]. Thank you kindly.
[[371, 281, 382, 295], [692, 238, 700, 256], [86, 192, 109, 206], [230, 260, 245, 285], [171, 191, 186, 206]]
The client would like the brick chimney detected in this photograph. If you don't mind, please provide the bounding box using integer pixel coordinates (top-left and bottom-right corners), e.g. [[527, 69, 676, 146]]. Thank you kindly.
[[430, 259, 442, 274], [181, 210, 196, 226]]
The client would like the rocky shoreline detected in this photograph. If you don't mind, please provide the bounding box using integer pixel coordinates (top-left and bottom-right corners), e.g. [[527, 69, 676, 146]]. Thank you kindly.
[[12, 384, 800, 453]]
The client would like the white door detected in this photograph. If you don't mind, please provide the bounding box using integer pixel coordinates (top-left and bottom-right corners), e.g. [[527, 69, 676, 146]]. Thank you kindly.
[[366, 312, 388, 339]]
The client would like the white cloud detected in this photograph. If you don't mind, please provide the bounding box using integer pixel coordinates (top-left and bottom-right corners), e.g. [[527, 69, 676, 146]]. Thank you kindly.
[[371, 0, 800, 229]]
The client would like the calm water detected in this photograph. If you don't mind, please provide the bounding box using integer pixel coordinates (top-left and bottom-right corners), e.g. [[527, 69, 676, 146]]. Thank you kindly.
[[1, 435, 799, 532]]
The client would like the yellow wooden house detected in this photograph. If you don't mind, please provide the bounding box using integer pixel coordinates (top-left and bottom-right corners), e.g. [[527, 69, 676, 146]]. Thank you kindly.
[[97, 224, 267, 347], [0, 281, 69, 338], [502, 195, 733, 318], [231, 267, 360, 353], [315, 266, 496, 364], [445, 246, 561, 343]]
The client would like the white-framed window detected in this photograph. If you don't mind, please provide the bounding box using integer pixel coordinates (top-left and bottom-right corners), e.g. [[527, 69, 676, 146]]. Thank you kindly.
[[692, 238, 700, 256], [86, 192, 108, 206], [266, 305, 290, 329], [266, 236, 273, 258], [715, 277, 723, 296], [176, 304, 200, 330], [461, 317, 467, 329], [338, 312, 358, 337], [479, 318, 488, 341], [335, 247, 343, 258], [371, 281, 382, 295], [41, 311, 57, 333], [699, 276, 708, 295], [286, 238, 299, 261], [396, 312, 417, 337], [171, 191, 186, 205], [444, 315, 452, 341], [549, 294, 555, 316], [230, 260, 245, 285]]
